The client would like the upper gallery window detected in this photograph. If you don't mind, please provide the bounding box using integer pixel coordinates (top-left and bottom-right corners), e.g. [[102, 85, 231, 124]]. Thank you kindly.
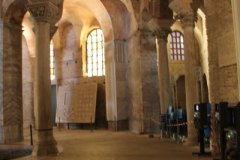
[[169, 31, 184, 61], [50, 40, 55, 80], [86, 28, 105, 77]]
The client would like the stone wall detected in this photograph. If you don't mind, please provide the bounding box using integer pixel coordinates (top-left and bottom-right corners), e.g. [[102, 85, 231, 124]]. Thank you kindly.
[[22, 36, 34, 128], [217, 1, 236, 67], [55, 23, 82, 84], [217, 1, 238, 103], [205, 0, 238, 103], [168, 21, 186, 108], [176, 76, 186, 109], [52, 21, 109, 128], [169, 61, 185, 76], [219, 64, 238, 103]]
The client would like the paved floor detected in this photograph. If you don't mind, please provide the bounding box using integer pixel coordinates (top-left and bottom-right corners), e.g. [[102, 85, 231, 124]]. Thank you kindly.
[[0, 144, 32, 160], [15, 129, 213, 160]]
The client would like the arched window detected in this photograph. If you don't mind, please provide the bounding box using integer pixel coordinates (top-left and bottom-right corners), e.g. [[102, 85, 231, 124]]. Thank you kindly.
[[169, 31, 184, 61], [87, 28, 105, 77], [50, 40, 55, 80]]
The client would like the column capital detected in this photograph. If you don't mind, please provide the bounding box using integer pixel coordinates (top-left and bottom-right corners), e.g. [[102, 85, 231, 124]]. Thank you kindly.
[[50, 26, 58, 39], [141, 8, 174, 40], [169, 0, 197, 29], [169, 0, 193, 14], [177, 11, 195, 29], [26, 0, 62, 24], [155, 27, 171, 42]]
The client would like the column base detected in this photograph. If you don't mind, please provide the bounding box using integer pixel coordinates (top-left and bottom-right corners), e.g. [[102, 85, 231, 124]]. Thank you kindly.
[[184, 136, 198, 146], [32, 129, 59, 156], [108, 120, 129, 131]]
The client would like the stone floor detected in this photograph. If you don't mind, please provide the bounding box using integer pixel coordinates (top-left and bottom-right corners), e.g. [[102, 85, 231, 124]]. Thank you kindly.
[[14, 128, 214, 160], [0, 144, 32, 160]]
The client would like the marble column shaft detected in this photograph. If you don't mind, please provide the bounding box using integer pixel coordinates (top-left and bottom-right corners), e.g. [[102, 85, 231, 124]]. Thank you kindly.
[[32, 21, 58, 156], [182, 13, 199, 145], [156, 30, 171, 114], [34, 22, 52, 130]]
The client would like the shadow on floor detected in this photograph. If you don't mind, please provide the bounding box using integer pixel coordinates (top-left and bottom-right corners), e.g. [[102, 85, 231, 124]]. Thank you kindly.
[[0, 145, 32, 160]]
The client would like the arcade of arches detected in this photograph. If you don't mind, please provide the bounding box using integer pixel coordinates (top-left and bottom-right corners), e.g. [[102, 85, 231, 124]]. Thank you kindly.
[[1, 0, 240, 158]]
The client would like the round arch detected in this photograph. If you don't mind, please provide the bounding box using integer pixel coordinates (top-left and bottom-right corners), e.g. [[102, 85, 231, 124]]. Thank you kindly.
[[60, 0, 133, 127]]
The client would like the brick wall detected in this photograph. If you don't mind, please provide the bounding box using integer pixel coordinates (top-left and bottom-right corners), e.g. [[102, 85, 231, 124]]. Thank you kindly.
[[219, 64, 238, 103]]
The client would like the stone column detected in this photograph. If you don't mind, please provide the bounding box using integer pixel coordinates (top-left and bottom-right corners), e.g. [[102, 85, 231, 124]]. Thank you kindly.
[[231, 0, 240, 101], [156, 28, 172, 114], [181, 12, 199, 145], [27, 1, 62, 156], [33, 21, 59, 156]]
